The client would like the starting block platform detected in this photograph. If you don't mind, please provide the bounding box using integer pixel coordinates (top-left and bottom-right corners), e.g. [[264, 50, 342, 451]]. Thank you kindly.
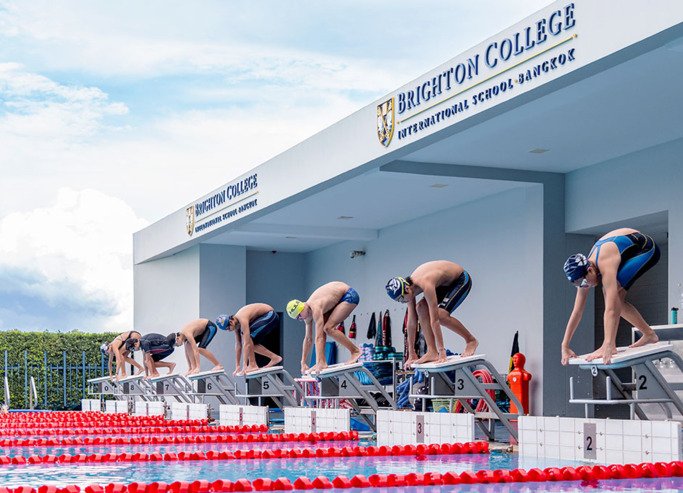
[[87, 376, 123, 401], [149, 373, 195, 403], [569, 342, 683, 419], [118, 374, 157, 402], [410, 354, 523, 441], [236, 366, 303, 408], [187, 369, 240, 405], [305, 362, 396, 431]]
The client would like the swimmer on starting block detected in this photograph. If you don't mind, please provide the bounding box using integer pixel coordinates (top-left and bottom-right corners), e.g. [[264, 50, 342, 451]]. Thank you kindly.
[[562, 228, 661, 365], [102, 330, 144, 379], [127, 333, 179, 377], [216, 303, 282, 375], [176, 318, 225, 375], [386, 260, 477, 367], [287, 281, 362, 374]]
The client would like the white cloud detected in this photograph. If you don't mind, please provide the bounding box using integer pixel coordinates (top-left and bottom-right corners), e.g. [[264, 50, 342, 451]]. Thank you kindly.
[[0, 62, 128, 142], [0, 188, 148, 331]]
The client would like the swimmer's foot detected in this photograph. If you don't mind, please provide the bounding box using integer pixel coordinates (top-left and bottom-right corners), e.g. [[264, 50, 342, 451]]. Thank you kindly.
[[630, 331, 659, 348], [307, 363, 327, 374], [462, 338, 479, 357], [345, 349, 361, 365], [168, 363, 176, 374], [244, 365, 260, 374], [404, 356, 418, 369], [414, 351, 439, 366], [265, 355, 282, 368], [211, 364, 224, 372]]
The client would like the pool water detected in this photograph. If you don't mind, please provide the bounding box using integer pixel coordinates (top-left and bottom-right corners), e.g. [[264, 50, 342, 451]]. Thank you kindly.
[[0, 451, 590, 487], [0, 440, 361, 457]]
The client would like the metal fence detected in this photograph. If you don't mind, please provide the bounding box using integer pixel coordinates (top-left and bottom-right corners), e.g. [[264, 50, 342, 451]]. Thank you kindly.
[[1, 350, 108, 410]]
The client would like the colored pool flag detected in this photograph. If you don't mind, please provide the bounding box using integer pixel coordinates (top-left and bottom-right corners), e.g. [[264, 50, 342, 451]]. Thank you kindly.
[[367, 312, 377, 339], [508, 330, 520, 372]]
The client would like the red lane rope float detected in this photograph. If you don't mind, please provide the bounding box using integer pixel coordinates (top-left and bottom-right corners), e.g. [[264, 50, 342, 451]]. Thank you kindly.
[[0, 441, 485, 466], [7, 460, 683, 493], [0, 425, 255, 438], [0, 430, 356, 448], [0, 413, 174, 423], [0, 419, 209, 430]]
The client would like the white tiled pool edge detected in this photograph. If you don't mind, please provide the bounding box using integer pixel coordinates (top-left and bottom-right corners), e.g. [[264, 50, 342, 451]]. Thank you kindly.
[[284, 407, 350, 433], [377, 410, 475, 446], [104, 400, 128, 414], [133, 400, 165, 416], [170, 402, 208, 420], [81, 399, 101, 412], [219, 404, 268, 426], [519, 416, 682, 463]]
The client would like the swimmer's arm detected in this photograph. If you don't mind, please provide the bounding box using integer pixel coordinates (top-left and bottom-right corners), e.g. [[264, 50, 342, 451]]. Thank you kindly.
[[123, 353, 144, 373], [143, 352, 153, 376], [301, 319, 313, 371], [107, 350, 114, 378], [601, 265, 622, 349], [112, 344, 127, 378], [185, 334, 201, 370], [423, 285, 445, 356], [313, 309, 327, 367], [183, 341, 194, 371], [239, 318, 256, 369], [234, 329, 243, 371], [406, 297, 419, 360], [562, 287, 589, 348]]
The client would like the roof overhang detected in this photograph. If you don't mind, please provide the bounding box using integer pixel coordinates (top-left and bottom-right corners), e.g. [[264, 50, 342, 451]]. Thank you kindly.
[[134, 1, 683, 263]]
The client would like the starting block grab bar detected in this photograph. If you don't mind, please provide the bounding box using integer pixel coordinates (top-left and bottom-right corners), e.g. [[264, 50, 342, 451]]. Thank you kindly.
[[186, 369, 240, 405], [87, 376, 125, 401], [409, 354, 523, 441], [148, 374, 195, 403], [568, 342, 683, 419], [236, 366, 304, 408], [305, 362, 397, 431]]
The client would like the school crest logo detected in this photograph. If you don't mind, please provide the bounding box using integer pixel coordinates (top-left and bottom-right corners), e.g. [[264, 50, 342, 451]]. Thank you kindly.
[[186, 206, 195, 236], [377, 97, 395, 147]]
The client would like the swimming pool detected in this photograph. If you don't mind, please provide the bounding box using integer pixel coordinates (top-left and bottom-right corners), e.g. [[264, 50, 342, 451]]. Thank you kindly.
[[0, 450, 584, 488], [0, 412, 680, 493]]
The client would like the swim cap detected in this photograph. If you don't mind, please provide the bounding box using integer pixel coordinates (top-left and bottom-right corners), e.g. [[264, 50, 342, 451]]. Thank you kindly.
[[564, 253, 589, 282], [386, 276, 410, 303], [215, 314, 230, 331], [286, 299, 305, 319], [100, 343, 110, 356]]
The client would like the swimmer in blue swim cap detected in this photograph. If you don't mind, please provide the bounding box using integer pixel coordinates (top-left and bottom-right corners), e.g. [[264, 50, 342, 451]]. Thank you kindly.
[[561, 227, 660, 366], [220, 303, 282, 376], [386, 260, 476, 368]]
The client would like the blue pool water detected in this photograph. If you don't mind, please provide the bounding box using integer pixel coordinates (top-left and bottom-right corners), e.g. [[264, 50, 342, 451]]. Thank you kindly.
[[0, 451, 590, 487], [0, 440, 360, 457]]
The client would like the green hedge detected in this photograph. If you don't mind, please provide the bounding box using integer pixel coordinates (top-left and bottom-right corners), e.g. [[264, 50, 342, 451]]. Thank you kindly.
[[0, 330, 119, 410]]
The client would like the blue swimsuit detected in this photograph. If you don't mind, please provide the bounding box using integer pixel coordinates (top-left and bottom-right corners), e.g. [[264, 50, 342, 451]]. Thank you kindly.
[[589, 232, 660, 290]]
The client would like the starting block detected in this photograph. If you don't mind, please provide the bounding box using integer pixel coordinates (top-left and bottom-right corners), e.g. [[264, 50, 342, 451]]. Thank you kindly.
[[118, 374, 157, 402], [149, 373, 195, 403], [569, 342, 683, 419], [87, 376, 123, 401], [305, 362, 396, 431], [410, 354, 523, 441], [186, 369, 240, 405], [237, 366, 303, 408]]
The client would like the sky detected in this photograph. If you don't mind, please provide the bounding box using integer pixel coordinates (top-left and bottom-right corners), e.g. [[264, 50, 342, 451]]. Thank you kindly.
[[0, 0, 551, 332]]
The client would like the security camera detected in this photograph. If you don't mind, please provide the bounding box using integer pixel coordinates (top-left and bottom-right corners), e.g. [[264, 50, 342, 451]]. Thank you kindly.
[[350, 250, 366, 259]]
